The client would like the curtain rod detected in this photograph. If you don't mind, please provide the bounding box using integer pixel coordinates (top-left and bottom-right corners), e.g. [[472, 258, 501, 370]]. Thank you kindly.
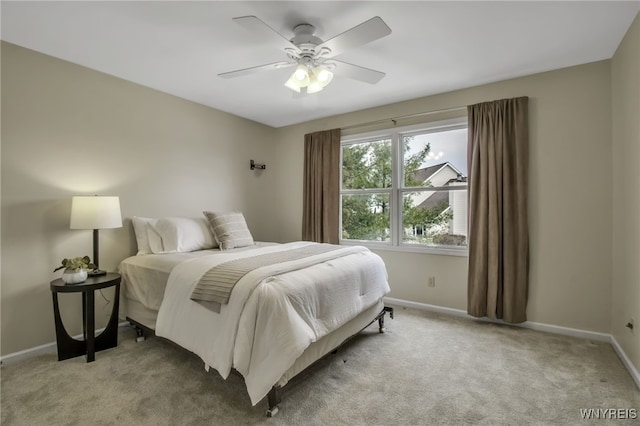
[[340, 105, 467, 132]]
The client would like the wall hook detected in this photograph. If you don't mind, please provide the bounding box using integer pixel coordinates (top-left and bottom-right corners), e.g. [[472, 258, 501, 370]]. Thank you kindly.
[[250, 160, 266, 170]]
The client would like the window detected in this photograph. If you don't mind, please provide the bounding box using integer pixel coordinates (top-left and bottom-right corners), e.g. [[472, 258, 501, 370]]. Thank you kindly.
[[340, 118, 468, 255]]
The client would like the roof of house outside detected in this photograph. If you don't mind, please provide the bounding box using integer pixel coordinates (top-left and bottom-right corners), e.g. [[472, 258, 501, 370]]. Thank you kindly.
[[412, 162, 467, 211], [417, 190, 450, 210], [411, 162, 448, 183], [410, 162, 466, 184]]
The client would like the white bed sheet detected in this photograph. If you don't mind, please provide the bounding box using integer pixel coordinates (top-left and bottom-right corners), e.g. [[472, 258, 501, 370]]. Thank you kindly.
[[118, 242, 276, 312]]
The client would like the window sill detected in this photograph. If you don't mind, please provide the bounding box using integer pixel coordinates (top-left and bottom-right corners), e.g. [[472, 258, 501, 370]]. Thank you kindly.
[[340, 240, 468, 257]]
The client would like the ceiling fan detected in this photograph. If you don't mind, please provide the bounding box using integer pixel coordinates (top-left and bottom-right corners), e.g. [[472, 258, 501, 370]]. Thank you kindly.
[[218, 15, 392, 94]]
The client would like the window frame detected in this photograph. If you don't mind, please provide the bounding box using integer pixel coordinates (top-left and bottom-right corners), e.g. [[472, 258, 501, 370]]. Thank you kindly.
[[339, 117, 469, 256]]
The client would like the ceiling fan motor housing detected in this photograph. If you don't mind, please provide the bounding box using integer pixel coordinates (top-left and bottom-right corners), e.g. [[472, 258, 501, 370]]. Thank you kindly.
[[289, 24, 329, 62], [291, 24, 323, 46]]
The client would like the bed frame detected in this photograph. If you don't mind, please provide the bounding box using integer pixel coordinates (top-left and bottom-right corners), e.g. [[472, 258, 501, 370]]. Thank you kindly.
[[126, 305, 394, 416]]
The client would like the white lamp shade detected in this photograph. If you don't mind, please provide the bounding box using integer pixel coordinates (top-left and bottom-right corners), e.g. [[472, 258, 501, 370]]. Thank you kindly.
[[284, 76, 302, 93], [306, 74, 324, 94], [70, 196, 123, 229], [313, 67, 334, 86], [292, 65, 310, 85]]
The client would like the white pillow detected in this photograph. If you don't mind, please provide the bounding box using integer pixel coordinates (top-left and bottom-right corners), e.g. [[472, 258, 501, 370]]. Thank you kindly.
[[132, 216, 157, 255], [146, 222, 166, 254], [203, 211, 254, 250], [148, 217, 216, 253]]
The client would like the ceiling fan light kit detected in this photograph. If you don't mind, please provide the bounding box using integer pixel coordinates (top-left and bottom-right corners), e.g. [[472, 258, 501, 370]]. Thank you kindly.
[[219, 15, 392, 95], [285, 63, 333, 94]]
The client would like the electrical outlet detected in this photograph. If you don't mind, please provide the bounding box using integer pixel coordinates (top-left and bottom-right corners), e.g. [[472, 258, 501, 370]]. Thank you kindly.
[[428, 276, 436, 287]]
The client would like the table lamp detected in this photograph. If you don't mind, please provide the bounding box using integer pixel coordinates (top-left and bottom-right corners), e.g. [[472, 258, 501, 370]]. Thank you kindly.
[[70, 195, 122, 276]]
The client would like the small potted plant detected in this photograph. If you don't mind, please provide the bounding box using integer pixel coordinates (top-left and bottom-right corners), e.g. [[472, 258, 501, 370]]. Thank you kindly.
[[54, 256, 96, 284]]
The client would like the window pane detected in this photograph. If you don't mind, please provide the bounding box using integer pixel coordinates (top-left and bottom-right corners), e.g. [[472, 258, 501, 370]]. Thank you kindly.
[[402, 129, 467, 188], [341, 193, 390, 242], [402, 188, 467, 247], [342, 139, 392, 189]]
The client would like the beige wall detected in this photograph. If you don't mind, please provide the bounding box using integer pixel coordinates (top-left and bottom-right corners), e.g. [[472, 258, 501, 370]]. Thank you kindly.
[[612, 13, 640, 372], [273, 61, 614, 333], [1, 42, 279, 355]]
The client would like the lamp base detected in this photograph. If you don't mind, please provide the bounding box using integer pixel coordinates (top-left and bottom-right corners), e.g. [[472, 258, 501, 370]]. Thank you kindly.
[[90, 269, 107, 276]]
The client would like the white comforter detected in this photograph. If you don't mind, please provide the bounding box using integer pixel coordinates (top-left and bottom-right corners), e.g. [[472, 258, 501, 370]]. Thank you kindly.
[[155, 241, 389, 405]]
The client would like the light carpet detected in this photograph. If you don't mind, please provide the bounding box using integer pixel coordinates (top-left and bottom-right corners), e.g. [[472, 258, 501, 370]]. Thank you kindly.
[[1, 306, 638, 425]]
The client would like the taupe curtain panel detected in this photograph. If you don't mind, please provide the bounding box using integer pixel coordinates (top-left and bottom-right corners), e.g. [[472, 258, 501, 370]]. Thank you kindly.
[[467, 97, 529, 324], [302, 128, 341, 244]]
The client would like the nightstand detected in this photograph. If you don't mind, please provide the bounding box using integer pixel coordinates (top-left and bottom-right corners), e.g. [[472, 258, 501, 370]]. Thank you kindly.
[[50, 272, 120, 362]]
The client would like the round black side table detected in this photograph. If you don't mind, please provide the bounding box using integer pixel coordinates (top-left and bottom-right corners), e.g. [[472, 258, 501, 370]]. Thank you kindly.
[[50, 272, 121, 362]]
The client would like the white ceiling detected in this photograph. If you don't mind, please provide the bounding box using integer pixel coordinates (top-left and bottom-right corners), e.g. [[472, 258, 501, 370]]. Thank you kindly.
[[2, 1, 638, 128]]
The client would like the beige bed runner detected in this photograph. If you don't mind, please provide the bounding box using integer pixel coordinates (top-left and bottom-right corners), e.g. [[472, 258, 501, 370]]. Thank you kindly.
[[190, 243, 346, 305]]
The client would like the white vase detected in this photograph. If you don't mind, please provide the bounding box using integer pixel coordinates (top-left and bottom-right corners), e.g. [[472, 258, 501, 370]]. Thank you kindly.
[[61, 269, 88, 284]]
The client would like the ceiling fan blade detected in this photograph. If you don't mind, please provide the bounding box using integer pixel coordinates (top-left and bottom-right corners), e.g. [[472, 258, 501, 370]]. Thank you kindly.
[[318, 17, 391, 58], [218, 61, 294, 79], [330, 60, 386, 84], [233, 16, 301, 54]]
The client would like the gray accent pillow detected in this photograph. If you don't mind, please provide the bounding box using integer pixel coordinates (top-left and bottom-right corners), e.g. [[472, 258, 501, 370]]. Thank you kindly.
[[203, 211, 254, 250]]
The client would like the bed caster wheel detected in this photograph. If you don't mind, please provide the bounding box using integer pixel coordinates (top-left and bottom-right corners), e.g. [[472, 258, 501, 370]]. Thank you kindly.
[[266, 407, 279, 417], [134, 327, 146, 342]]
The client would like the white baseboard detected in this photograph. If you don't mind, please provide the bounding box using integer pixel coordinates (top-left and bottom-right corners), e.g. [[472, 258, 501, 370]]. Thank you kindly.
[[0, 321, 131, 367], [385, 297, 469, 320], [384, 297, 640, 389], [0, 341, 57, 366], [611, 335, 640, 390]]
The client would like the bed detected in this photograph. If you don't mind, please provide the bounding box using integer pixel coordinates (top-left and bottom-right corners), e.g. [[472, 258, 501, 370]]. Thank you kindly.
[[118, 214, 392, 416]]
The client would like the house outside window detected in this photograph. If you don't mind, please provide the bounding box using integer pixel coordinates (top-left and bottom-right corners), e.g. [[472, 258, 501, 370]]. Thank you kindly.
[[340, 117, 468, 255]]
